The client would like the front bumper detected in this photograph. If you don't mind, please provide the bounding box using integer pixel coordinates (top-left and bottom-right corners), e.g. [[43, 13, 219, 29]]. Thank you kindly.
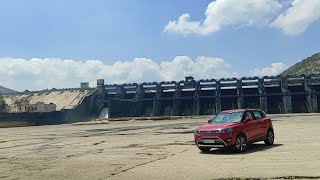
[[195, 134, 233, 148]]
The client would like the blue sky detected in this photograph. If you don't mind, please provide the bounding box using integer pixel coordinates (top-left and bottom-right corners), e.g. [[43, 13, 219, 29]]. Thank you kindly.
[[0, 0, 320, 91], [0, 0, 210, 60]]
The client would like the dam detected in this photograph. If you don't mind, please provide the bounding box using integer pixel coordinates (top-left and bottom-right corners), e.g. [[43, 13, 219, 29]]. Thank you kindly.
[[2, 74, 320, 126], [97, 74, 320, 118]]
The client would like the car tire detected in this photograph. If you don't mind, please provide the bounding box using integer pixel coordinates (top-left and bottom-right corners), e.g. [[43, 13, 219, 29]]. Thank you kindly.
[[264, 129, 274, 145], [198, 147, 211, 152], [234, 135, 247, 153]]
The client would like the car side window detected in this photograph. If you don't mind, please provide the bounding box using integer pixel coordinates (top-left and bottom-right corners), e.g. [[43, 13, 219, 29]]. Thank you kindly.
[[253, 111, 262, 119], [244, 111, 255, 120]]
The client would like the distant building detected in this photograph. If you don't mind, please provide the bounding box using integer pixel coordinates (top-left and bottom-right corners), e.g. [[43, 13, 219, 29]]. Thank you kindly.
[[80, 82, 89, 89], [28, 102, 56, 112]]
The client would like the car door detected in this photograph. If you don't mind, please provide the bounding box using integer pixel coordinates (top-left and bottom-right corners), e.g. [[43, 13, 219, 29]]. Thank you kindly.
[[253, 111, 268, 138], [243, 111, 259, 141]]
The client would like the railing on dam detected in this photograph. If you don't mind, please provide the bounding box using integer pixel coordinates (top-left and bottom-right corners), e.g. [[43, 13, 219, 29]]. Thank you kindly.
[[96, 74, 320, 117]]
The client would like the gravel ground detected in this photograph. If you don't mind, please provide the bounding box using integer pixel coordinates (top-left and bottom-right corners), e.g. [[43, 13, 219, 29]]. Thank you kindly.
[[1, 114, 320, 180]]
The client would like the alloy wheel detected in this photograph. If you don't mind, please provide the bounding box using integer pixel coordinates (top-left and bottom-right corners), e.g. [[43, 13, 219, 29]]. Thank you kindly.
[[235, 136, 247, 152], [266, 130, 274, 145]]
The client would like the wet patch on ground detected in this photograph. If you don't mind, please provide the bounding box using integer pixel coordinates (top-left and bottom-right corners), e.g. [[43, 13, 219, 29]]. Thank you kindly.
[[92, 141, 105, 145]]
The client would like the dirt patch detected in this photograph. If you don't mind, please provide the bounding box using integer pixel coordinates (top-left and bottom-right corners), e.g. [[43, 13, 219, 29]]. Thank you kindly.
[[214, 176, 320, 180], [0, 176, 10, 179], [156, 130, 194, 134]]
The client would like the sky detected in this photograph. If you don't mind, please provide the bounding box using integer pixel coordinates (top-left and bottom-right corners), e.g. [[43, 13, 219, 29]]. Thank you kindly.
[[0, 0, 320, 91]]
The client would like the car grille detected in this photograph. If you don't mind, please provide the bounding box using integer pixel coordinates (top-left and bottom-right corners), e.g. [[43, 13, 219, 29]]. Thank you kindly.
[[198, 130, 220, 133]]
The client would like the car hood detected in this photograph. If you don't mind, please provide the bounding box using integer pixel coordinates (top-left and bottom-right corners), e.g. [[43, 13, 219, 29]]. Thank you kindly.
[[197, 123, 237, 130]]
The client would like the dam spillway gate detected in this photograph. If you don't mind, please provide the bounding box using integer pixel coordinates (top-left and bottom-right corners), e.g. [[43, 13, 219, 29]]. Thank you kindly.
[[96, 74, 320, 118]]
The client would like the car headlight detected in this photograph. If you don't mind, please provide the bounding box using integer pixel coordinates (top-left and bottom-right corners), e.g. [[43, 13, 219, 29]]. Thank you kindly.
[[220, 128, 233, 133]]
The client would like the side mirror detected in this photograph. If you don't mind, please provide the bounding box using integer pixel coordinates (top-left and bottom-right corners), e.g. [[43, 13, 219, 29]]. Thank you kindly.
[[244, 117, 253, 122]]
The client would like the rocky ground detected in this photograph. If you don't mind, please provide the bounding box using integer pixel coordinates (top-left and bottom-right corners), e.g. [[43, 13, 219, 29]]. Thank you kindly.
[[1, 114, 320, 180]]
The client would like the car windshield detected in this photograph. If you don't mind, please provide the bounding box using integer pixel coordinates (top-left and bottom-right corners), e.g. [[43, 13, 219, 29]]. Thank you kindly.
[[211, 112, 244, 124]]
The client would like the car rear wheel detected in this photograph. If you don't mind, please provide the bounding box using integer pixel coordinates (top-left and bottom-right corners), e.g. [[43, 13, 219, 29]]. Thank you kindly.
[[234, 135, 247, 153], [198, 147, 211, 152], [264, 130, 274, 145]]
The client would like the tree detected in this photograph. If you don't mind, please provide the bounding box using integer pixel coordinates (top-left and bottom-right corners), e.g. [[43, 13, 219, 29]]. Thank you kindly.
[[0, 93, 8, 113], [11, 95, 31, 112]]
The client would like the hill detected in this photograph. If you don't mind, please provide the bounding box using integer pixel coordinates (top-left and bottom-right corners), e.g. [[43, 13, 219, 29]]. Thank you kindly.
[[281, 52, 320, 76], [3, 89, 93, 112], [0, 85, 17, 94]]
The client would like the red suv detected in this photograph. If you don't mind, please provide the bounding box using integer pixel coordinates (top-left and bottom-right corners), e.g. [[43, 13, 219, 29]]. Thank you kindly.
[[194, 109, 274, 153]]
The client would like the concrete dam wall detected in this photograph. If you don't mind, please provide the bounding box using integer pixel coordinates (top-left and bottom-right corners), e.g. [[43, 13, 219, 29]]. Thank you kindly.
[[96, 74, 320, 118]]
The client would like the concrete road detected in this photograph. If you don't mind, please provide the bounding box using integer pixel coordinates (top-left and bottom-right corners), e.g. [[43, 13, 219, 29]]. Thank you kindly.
[[1, 114, 320, 180]]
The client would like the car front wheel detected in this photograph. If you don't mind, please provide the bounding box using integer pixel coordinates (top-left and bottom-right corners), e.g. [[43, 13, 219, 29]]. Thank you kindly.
[[234, 135, 247, 153], [264, 130, 274, 145]]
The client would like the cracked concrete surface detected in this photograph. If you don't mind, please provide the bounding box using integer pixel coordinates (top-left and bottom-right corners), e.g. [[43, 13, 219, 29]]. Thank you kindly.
[[1, 114, 320, 180]]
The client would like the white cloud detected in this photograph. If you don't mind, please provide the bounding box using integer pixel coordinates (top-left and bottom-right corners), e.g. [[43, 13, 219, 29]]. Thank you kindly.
[[251, 63, 288, 77], [160, 56, 238, 81], [271, 0, 320, 36], [164, 0, 320, 36], [164, 0, 282, 36], [164, 14, 204, 36], [0, 56, 238, 91]]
